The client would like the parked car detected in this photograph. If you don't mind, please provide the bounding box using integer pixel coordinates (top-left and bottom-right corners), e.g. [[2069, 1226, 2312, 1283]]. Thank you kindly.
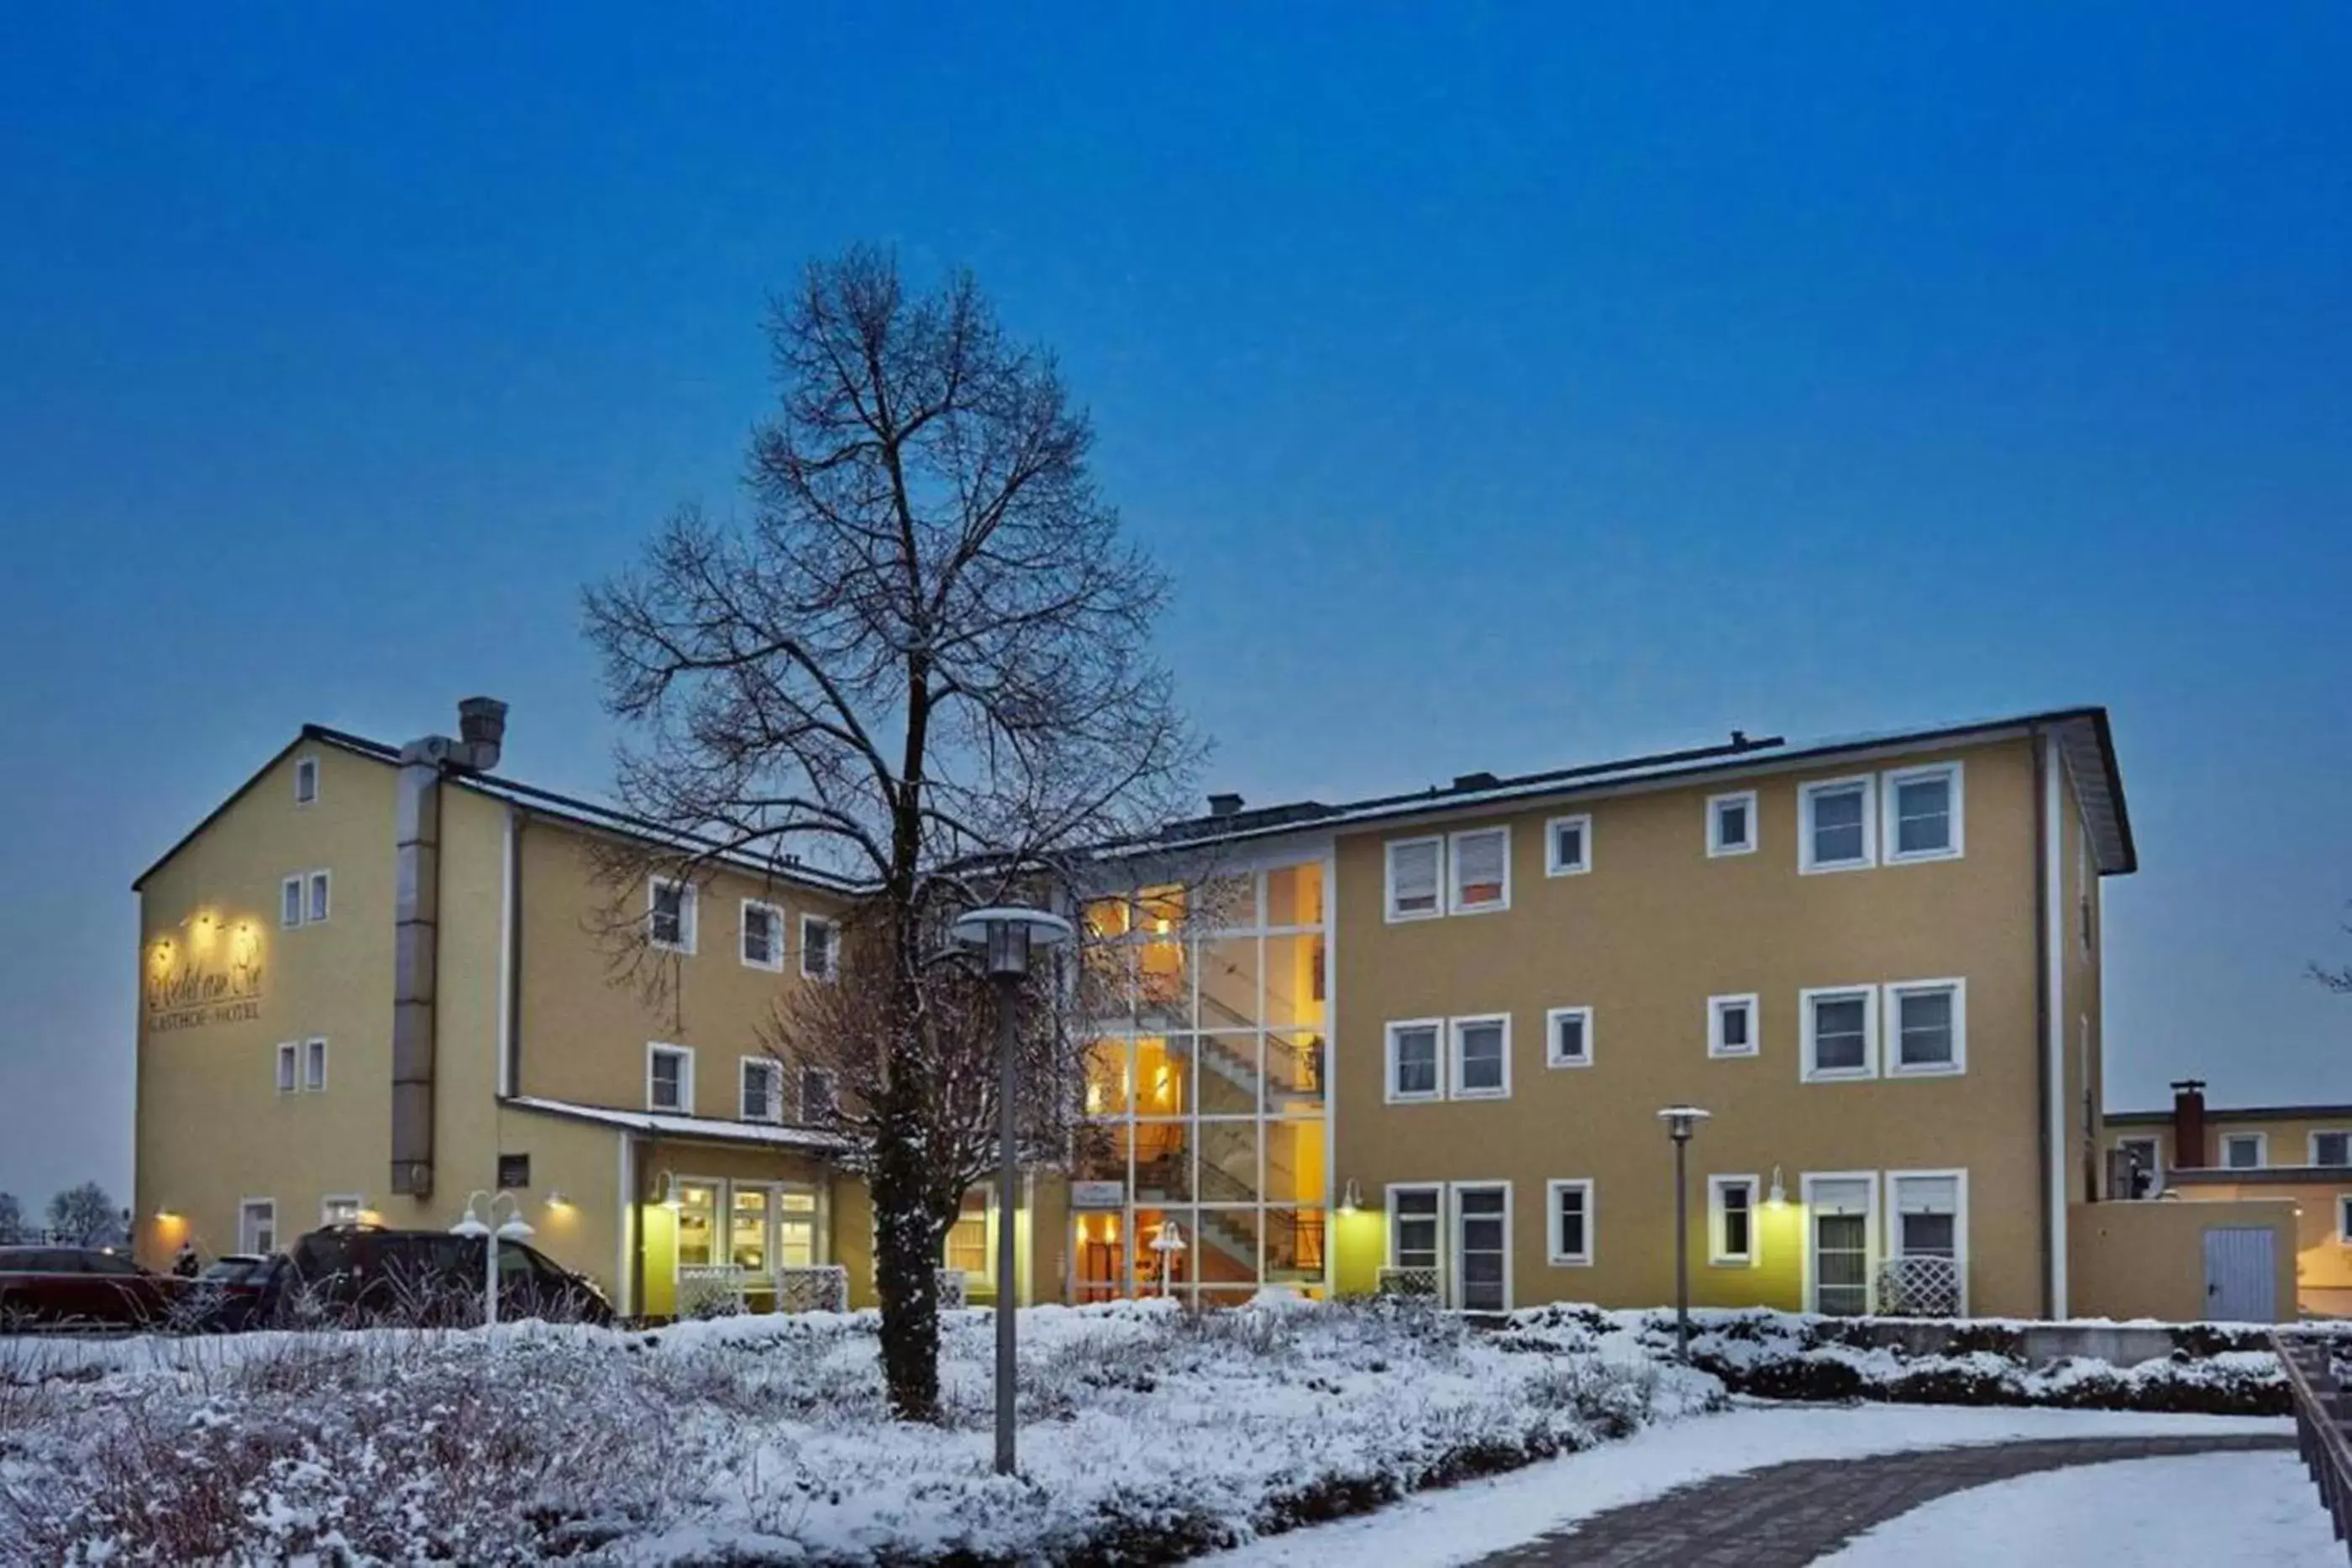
[[0, 1245, 191, 1330], [173, 1251, 294, 1333], [276, 1225, 614, 1328]]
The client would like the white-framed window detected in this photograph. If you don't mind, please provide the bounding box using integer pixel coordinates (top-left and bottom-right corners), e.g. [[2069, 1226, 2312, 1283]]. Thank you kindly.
[[1545, 1006, 1593, 1068], [800, 915, 838, 981], [320, 1193, 364, 1226], [1803, 1172, 1877, 1315], [238, 1198, 277, 1255], [799, 1065, 837, 1122], [1448, 827, 1511, 914], [647, 1042, 695, 1114], [1885, 978, 1966, 1077], [1388, 1184, 1443, 1275], [739, 1057, 783, 1122], [2313, 1131, 2351, 1168], [1544, 815, 1592, 877], [1384, 836, 1444, 921], [1451, 1182, 1513, 1310], [293, 756, 319, 805], [1886, 1170, 1967, 1311], [1707, 791, 1756, 857], [307, 870, 330, 925], [1798, 776, 1877, 873], [1450, 1015, 1512, 1099], [740, 899, 785, 971], [1708, 994, 1759, 1059], [1546, 1178, 1593, 1266], [302, 1036, 328, 1093], [275, 1041, 298, 1094], [281, 875, 303, 928], [1385, 1020, 1444, 1104], [1800, 986, 1878, 1082], [943, 1184, 995, 1282], [1709, 1174, 1759, 1266], [2223, 1132, 2266, 1170], [2338, 1194, 2352, 1245], [281, 870, 330, 927], [648, 878, 696, 954], [1883, 763, 1963, 863], [2115, 1136, 2162, 1196]]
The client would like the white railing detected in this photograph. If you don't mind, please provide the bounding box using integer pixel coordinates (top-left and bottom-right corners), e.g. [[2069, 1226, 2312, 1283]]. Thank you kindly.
[[774, 1265, 850, 1314], [937, 1268, 969, 1309], [1875, 1255, 1964, 1317], [1377, 1266, 1442, 1303]]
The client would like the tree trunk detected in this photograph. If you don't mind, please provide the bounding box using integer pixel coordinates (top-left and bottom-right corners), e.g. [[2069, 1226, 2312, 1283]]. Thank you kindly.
[[872, 1114, 942, 1421]]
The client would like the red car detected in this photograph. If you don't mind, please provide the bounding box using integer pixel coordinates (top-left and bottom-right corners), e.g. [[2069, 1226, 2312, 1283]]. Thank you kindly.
[[0, 1245, 192, 1330]]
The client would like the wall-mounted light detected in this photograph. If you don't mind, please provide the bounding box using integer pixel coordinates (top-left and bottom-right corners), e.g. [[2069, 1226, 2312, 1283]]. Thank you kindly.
[[1767, 1167, 1787, 1209], [1339, 1178, 1363, 1214], [659, 1172, 684, 1210], [154, 1207, 180, 1223], [545, 1190, 570, 1209]]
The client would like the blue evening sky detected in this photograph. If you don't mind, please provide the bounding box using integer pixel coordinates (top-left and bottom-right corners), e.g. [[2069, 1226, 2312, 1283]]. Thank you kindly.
[[2, 3, 2347, 1204]]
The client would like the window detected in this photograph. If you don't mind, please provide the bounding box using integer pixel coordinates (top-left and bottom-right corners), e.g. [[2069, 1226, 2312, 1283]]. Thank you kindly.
[[1707, 791, 1756, 857], [1886, 979, 1965, 1076], [293, 757, 318, 805], [1799, 777, 1876, 873], [2115, 1136, 2161, 1197], [1546, 1179, 1593, 1265], [1804, 1175, 1875, 1315], [2314, 1132, 2351, 1168], [740, 1057, 782, 1122], [1546, 1006, 1593, 1068], [800, 915, 838, 981], [281, 876, 303, 928], [1801, 987, 1877, 1081], [303, 1037, 328, 1092], [1385, 836, 1443, 920], [1544, 815, 1592, 876], [1389, 1186, 1441, 1272], [1452, 1183, 1512, 1309], [2223, 1133, 2266, 1170], [1449, 827, 1510, 913], [647, 1043, 694, 1114], [307, 870, 330, 925], [741, 900, 784, 971], [648, 878, 696, 954], [799, 1066, 837, 1122], [1450, 1015, 1511, 1099], [275, 1041, 298, 1094], [1709, 1176, 1758, 1266], [1884, 763, 1963, 863], [320, 1194, 363, 1226], [1385, 1020, 1443, 1103], [2339, 1194, 2352, 1245], [945, 1188, 992, 1279], [239, 1199, 277, 1255], [1708, 994, 1759, 1059], [1887, 1172, 1966, 1311]]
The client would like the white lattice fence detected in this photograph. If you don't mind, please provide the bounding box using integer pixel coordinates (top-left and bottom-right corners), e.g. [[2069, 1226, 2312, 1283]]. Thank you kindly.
[[676, 1265, 748, 1319], [936, 1268, 969, 1309], [1875, 1255, 1964, 1317], [774, 1265, 850, 1314], [1376, 1266, 1441, 1303]]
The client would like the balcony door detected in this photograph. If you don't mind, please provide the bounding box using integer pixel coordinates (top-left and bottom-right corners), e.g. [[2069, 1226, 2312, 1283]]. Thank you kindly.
[[1452, 1183, 1511, 1311]]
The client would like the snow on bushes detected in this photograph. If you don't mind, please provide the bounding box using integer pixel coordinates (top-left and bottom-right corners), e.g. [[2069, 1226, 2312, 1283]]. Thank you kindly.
[[0, 1299, 1720, 1566]]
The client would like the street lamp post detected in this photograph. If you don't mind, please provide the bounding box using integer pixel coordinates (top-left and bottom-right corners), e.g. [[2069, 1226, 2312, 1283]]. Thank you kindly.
[[1655, 1106, 1711, 1361], [450, 1189, 535, 1329], [948, 904, 1075, 1477]]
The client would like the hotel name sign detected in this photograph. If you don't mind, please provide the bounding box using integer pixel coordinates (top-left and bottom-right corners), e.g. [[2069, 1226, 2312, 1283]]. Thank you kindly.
[[145, 916, 265, 1031]]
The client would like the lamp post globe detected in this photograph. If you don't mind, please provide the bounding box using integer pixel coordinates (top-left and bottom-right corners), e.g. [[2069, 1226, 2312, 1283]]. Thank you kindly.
[[948, 903, 1074, 1477]]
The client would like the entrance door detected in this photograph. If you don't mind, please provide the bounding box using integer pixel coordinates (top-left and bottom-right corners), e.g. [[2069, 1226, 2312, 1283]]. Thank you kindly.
[[2203, 1227, 2276, 1322], [1452, 1185, 1510, 1311], [1807, 1177, 1873, 1315], [1072, 1213, 1123, 1303]]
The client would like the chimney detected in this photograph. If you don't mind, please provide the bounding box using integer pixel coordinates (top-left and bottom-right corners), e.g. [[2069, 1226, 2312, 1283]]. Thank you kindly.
[[1452, 771, 1500, 793], [1207, 792, 1245, 819], [2171, 1079, 2208, 1170], [389, 697, 509, 1199]]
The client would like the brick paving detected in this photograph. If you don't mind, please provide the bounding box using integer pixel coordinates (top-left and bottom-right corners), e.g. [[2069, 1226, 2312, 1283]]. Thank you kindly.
[[1468, 1433, 2297, 1567]]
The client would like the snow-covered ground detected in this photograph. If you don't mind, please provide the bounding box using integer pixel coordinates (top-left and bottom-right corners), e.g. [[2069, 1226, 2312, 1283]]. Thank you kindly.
[[1201, 1404, 2298, 1567], [1818, 1450, 2340, 1567]]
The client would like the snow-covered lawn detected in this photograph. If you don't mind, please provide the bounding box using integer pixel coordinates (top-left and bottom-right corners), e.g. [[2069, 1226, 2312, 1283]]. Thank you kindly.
[[1200, 1404, 2298, 1567], [0, 1298, 1720, 1565], [1818, 1450, 2340, 1567]]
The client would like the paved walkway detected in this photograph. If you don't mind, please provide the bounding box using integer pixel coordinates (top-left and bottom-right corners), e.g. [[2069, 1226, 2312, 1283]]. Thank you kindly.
[[1469, 1433, 2297, 1567]]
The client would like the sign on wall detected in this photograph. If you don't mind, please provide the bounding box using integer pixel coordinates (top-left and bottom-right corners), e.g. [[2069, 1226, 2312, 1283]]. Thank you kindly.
[[1070, 1181, 1125, 1210], [144, 914, 265, 1031]]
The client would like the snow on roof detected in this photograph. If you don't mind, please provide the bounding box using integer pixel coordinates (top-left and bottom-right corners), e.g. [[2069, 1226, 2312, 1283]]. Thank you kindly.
[[504, 1095, 848, 1153]]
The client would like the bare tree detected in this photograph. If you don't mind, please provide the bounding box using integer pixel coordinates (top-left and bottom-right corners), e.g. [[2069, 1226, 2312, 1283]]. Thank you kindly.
[[0, 1192, 22, 1245], [46, 1183, 123, 1247], [2317, 906, 2352, 994], [585, 245, 1200, 1420]]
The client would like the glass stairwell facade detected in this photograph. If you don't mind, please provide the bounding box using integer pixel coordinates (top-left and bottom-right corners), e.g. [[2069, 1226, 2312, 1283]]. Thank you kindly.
[[1075, 857, 1330, 1303]]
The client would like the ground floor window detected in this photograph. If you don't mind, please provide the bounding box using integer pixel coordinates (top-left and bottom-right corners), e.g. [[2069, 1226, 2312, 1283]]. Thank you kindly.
[[320, 1194, 364, 1227], [1805, 1176, 1873, 1315], [239, 1199, 276, 1255], [1452, 1183, 1511, 1311], [945, 1187, 992, 1282], [1709, 1175, 1757, 1266]]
